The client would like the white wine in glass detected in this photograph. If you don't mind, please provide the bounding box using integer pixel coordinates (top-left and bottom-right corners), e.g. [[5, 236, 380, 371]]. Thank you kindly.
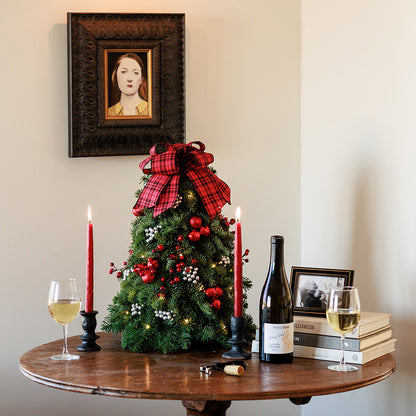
[[48, 279, 81, 360], [326, 286, 361, 371]]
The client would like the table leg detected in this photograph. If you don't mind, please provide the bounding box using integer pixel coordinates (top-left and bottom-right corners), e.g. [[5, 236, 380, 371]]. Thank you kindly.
[[182, 400, 232, 416], [289, 397, 311, 405]]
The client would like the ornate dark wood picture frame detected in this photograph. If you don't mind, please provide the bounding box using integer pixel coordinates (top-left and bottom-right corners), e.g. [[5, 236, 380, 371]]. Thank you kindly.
[[290, 267, 354, 317], [68, 13, 185, 157]]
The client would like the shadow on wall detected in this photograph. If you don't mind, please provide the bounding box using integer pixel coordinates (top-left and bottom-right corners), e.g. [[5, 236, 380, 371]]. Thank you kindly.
[[351, 165, 378, 311], [351, 165, 416, 415]]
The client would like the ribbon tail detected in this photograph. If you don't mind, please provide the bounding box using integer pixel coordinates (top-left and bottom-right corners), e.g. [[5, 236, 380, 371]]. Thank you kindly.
[[133, 175, 171, 212], [152, 175, 180, 217], [187, 168, 231, 218]]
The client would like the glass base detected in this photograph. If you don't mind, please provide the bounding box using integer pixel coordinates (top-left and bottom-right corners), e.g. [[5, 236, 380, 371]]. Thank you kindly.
[[328, 363, 358, 372], [51, 353, 80, 361]]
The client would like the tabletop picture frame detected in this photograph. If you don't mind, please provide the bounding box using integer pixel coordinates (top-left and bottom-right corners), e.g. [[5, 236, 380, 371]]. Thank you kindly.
[[68, 13, 185, 157], [290, 267, 354, 317]]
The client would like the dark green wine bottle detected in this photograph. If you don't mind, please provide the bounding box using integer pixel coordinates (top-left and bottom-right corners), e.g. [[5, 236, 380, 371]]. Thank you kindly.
[[259, 235, 293, 363]]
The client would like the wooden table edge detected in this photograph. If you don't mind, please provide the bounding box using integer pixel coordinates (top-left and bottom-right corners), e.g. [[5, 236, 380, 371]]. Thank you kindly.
[[19, 355, 396, 402]]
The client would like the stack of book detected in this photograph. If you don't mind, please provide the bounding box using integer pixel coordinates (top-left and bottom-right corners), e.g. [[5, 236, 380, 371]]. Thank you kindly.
[[293, 312, 396, 364]]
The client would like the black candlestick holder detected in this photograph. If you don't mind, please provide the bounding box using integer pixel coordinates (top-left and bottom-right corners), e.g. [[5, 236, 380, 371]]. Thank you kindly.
[[77, 310, 101, 351], [222, 316, 251, 360]]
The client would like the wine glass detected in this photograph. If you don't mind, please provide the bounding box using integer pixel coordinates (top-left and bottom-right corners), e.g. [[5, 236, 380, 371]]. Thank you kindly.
[[48, 278, 81, 360], [326, 286, 361, 371]]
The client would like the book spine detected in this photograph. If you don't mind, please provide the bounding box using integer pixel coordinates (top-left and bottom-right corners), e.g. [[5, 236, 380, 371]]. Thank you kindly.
[[293, 345, 364, 364], [294, 332, 360, 351], [294, 320, 359, 338]]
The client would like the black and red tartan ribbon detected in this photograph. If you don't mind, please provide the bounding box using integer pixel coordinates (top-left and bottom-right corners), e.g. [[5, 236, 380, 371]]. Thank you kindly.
[[133, 142, 231, 218]]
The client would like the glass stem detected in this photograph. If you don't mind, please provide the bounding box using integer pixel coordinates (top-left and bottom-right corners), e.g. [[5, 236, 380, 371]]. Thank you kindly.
[[62, 324, 69, 356], [339, 333, 346, 366]]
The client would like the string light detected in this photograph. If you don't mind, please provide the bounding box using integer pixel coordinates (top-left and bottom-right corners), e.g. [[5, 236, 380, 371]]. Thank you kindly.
[[144, 324, 151, 329]]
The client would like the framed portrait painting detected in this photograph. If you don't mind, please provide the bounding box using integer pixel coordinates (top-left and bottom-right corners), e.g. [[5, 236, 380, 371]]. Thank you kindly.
[[68, 13, 185, 157], [290, 267, 354, 317]]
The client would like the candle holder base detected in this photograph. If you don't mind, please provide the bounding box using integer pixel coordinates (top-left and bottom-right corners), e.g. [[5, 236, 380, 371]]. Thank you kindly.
[[222, 316, 251, 360], [77, 310, 101, 351]]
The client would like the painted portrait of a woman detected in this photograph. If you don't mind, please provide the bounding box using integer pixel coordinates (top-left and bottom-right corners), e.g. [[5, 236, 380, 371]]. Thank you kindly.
[[107, 52, 149, 117]]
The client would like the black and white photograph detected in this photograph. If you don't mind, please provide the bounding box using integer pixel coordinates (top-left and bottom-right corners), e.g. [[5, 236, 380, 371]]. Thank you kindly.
[[290, 267, 354, 316]]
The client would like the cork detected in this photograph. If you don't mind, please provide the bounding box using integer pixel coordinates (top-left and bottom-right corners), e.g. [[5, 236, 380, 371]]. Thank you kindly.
[[223, 365, 244, 376]]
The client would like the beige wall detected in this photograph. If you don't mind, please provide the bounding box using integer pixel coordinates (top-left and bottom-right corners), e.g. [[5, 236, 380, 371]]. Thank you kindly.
[[301, 1, 415, 415], [1, 1, 301, 415]]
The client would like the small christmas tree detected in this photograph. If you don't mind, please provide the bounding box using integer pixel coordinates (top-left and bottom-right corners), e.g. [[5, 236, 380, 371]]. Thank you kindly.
[[102, 142, 255, 353]]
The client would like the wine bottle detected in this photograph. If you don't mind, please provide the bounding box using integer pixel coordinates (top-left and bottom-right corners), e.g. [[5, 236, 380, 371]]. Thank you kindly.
[[259, 235, 293, 363]]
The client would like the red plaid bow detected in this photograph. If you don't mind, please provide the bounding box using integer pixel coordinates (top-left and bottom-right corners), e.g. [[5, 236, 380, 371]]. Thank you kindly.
[[133, 142, 231, 218]]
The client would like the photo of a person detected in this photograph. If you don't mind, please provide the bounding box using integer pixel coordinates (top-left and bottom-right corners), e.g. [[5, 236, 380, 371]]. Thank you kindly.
[[299, 279, 327, 308], [295, 275, 345, 309], [107, 52, 149, 117]]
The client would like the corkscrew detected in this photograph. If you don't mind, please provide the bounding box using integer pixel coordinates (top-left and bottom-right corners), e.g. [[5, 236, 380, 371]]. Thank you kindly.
[[200, 360, 246, 376]]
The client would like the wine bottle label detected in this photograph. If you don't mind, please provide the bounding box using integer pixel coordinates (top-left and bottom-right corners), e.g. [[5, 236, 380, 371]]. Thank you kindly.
[[263, 322, 294, 354]]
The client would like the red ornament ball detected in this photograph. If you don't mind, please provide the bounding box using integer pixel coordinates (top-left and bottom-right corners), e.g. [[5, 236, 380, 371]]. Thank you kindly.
[[190, 216, 202, 229], [178, 235, 184, 242], [142, 270, 155, 284], [211, 299, 221, 311], [214, 286, 223, 298], [188, 230, 200, 242], [205, 288, 216, 299], [200, 226, 211, 237]]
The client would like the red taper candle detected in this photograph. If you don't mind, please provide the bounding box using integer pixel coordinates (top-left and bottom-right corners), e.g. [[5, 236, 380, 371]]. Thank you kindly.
[[234, 207, 243, 317], [85, 206, 94, 313]]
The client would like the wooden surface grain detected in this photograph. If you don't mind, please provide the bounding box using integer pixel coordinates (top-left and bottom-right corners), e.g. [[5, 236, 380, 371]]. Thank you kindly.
[[20, 332, 396, 402]]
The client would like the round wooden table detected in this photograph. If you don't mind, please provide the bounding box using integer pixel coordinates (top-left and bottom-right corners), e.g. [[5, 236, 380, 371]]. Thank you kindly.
[[19, 333, 395, 416]]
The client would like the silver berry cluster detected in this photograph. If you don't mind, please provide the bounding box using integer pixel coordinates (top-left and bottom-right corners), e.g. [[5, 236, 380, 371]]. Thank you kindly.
[[173, 195, 183, 208], [145, 225, 162, 242], [219, 256, 231, 265], [182, 266, 200, 283], [123, 268, 133, 280], [154, 310, 175, 321], [131, 303, 144, 316]]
